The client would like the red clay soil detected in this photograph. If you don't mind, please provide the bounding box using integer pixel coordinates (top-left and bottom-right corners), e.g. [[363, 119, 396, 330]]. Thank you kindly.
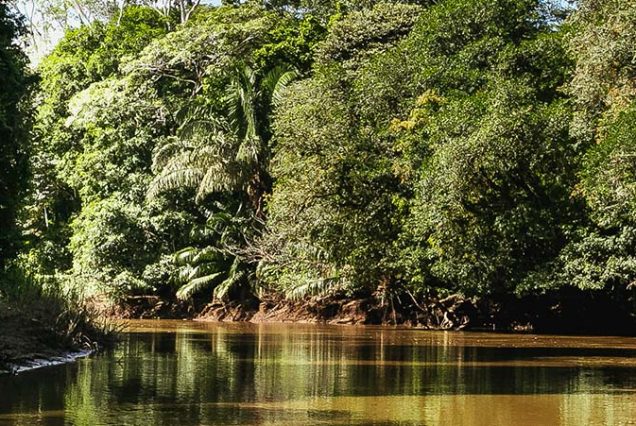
[[99, 289, 636, 335], [94, 295, 193, 319], [102, 292, 481, 329], [196, 293, 481, 329]]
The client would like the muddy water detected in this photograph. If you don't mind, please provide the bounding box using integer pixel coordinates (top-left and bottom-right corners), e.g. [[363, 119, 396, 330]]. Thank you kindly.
[[0, 321, 635, 425]]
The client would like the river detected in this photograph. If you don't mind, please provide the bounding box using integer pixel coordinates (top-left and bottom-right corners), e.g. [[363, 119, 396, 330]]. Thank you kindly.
[[0, 321, 635, 425]]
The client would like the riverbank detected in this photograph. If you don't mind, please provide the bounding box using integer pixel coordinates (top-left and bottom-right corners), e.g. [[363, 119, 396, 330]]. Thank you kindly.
[[0, 299, 113, 374], [101, 288, 636, 335]]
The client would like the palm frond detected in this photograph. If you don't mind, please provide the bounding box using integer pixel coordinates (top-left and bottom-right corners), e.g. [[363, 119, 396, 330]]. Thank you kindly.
[[186, 263, 216, 281], [151, 137, 190, 173], [195, 165, 242, 202], [149, 128, 249, 201], [235, 134, 261, 165], [224, 64, 258, 141], [213, 257, 245, 301], [224, 78, 242, 132], [192, 247, 223, 264], [147, 167, 206, 200], [175, 247, 199, 265], [266, 67, 299, 108], [285, 277, 340, 302], [178, 116, 227, 140], [207, 211, 234, 228], [176, 271, 224, 300]]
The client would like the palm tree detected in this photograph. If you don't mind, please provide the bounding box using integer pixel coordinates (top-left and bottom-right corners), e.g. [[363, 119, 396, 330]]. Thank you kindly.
[[148, 63, 298, 215], [147, 63, 298, 302], [173, 210, 255, 301]]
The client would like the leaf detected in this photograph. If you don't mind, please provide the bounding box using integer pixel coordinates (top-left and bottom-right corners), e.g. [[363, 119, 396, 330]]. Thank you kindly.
[[176, 271, 224, 300]]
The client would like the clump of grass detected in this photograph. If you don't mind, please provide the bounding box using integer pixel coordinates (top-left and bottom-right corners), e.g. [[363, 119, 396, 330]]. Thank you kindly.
[[54, 287, 121, 348], [0, 266, 118, 370]]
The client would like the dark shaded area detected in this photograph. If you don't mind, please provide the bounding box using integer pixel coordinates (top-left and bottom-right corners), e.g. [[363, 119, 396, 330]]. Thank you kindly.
[[112, 287, 636, 336]]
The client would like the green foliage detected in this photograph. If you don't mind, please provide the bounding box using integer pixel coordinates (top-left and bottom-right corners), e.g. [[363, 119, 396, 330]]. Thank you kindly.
[[23, 6, 172, 281], [139, 5, 316, 301], [172, 209, 258, 301], [389, 0, 578, 295], [568, 0, 636, 144], [315, 2, 422, 66], [265, 0, 578, 298], [26, 2, 323, 303], [0, 3, 112, 358], [253, 13, 325, 72], [18, 0, 636, 315], [0, 4, 30, 269], [412, 87, 576, 295], [581, 108, 636, 229], [549, 0, 636, 296], [38, 6, 169, 115], [24, 6, 181, 295], [69, 195, 159, 295], [264, 1, 425, 292]]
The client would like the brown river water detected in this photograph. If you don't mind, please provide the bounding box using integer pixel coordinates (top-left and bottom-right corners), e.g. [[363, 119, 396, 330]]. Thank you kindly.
[[0, 320, 635, 425]]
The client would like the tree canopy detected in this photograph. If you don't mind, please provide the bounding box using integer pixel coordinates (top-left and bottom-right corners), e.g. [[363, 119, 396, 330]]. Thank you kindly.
[[3, 0, 636, 326], [0, 3, 30, 270]]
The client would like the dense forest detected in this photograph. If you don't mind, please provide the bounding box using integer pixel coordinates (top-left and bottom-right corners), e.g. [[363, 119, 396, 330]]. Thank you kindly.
[[2, 0, 636, 353]]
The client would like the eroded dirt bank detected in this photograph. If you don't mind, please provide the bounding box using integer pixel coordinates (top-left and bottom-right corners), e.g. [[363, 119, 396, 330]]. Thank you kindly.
[[103, 288, 636, 335]]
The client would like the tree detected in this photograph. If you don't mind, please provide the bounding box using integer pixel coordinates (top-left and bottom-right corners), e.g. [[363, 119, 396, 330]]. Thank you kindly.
[[13, 0, 205, 58], [21, 6, 170, 279], [149, 64, 297, 214], [27, 3, 323, 301], [145, 6, 305, 300], [393, 0, 577, 296], [0, 3, 30, 270], [262, 2, 424, 297], [568, 0, 636, 145], [263, 0, 578, 300], [555, 0, 636, 298]]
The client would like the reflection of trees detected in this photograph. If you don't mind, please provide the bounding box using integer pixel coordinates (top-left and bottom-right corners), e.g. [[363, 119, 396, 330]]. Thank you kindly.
[[2, 325, 636, 424]]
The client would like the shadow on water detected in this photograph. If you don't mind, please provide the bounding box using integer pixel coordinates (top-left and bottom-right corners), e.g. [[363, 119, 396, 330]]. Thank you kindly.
[[0, 321, 635, 425]]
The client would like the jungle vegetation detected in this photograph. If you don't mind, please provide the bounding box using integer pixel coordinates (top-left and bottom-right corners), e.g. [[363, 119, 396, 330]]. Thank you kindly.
[[2, 0, 636, 329]]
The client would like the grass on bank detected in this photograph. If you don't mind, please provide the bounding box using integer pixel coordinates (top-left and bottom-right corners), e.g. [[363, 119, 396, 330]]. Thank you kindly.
[[0, 267, 117, 372]]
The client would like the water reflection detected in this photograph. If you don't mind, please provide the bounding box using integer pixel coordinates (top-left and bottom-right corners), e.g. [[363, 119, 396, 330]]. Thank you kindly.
[[0, 322, 635, 425]]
